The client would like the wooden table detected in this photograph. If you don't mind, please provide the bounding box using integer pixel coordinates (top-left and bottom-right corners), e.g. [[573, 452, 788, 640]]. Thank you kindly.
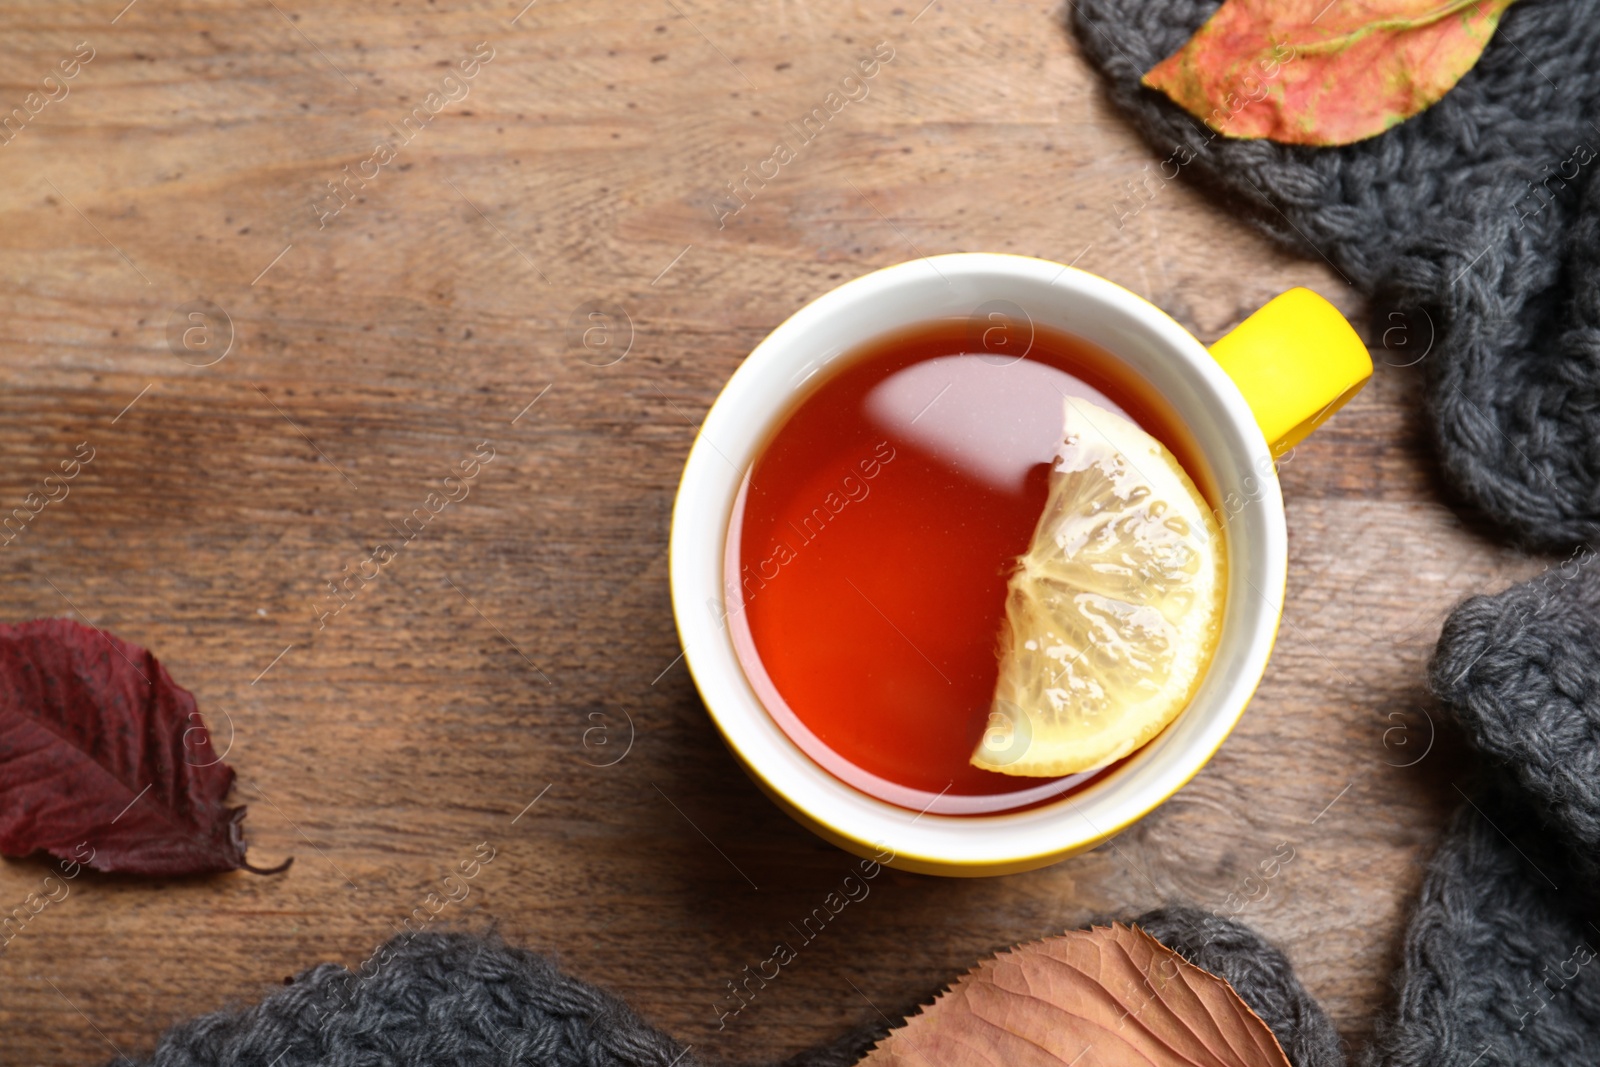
[[0, 1, 1544, 1062]]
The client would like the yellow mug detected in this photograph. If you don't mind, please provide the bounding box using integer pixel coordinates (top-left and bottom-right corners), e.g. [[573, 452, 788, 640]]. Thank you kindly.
[[669, 253, 1370, 876]]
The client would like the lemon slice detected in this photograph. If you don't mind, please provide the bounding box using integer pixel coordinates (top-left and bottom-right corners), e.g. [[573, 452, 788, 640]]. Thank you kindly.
[[972, 397, 1226, 777]]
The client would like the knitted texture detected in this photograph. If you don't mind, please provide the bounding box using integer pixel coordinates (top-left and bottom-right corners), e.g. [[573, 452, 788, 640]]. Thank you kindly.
[[111, 912, 1340, 1067], [1356, 563, 1600, 1067], [1364, 802, 1600, 1067], [110, 931, 695, 1067], [1070, 0, 1600, 549], [1430, 563, 1600, 865]]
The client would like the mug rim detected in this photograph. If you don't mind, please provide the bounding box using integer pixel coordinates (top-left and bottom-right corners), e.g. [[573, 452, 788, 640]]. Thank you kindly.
[[668, 252, 1287, 875]]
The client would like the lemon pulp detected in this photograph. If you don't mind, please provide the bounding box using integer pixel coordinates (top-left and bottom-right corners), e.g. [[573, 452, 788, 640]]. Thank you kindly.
[[971, 397, 1226, 777]]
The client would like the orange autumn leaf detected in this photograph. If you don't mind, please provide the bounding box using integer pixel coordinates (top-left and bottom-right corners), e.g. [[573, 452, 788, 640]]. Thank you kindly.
[[856, 924, 1291, 1067], [1142, 0, 1519, 145]]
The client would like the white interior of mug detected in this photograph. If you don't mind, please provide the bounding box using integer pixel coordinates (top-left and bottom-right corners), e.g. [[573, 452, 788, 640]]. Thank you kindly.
[[668, 253, 1286, 872]]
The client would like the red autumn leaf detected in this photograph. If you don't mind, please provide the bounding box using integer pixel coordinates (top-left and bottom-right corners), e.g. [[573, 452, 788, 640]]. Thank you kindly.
[[1142, 0, 1519, 146], [0, 618, 285, 876], [857, 924, 1290, 1067]]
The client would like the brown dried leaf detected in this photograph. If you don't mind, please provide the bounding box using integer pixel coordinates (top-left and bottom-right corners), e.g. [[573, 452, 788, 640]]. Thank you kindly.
[[856, 924, 1291, 1067]]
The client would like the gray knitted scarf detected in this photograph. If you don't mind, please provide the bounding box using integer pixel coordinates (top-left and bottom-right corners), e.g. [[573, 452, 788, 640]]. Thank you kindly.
[[111, 563, 1600, 1066], [1074, 0, 1600, 550]]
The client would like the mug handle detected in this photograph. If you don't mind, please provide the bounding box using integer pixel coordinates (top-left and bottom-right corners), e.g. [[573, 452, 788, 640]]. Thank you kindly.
[[1207, 287, 1372, 457]]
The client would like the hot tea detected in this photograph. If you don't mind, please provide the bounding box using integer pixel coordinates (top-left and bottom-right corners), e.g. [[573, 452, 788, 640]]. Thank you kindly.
[[725, 317, 1221, 815]]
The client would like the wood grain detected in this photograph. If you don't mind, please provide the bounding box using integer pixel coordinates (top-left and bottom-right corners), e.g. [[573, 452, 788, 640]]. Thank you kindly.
[[0, 1, 1545, 1063]]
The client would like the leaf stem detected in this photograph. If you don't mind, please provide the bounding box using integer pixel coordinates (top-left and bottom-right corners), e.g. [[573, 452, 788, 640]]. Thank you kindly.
[[241, 855, 295, 875]]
